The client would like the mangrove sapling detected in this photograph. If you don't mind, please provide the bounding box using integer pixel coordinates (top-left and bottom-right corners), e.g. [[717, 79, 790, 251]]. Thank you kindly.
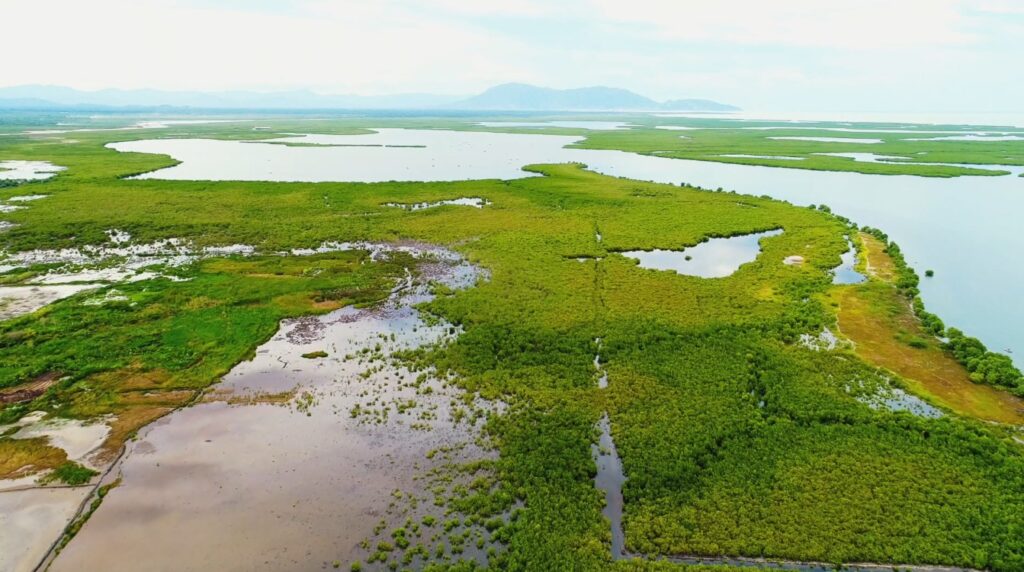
[[41, 461, 99, 486]]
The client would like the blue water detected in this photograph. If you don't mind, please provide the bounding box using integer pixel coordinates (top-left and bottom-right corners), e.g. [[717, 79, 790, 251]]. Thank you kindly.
[[583, 152, 1024, 367]]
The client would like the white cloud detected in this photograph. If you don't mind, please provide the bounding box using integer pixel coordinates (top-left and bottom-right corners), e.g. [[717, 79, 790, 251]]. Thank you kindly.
[[975, 0, 1024, 15], [590, 0, 974, 49], [0, 0, 1019, 112], [408, 0, 555, 17], [0, 0, 535, 92]]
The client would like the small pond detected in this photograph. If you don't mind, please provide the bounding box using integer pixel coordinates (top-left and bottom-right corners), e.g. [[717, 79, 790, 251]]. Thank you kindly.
[[620, 229, 782, 278], [0, 161, 65, 180], [385, 197, 488, 210]]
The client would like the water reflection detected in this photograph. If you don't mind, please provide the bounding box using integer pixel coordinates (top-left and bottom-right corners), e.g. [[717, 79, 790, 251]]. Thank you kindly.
[[52, 244, 493, 571], [832, 237, 866, 285], [385, 197, 488, 210], [620, 229, 782, 278], [592, 414, 625, 559], [0, 160, 65, 180]]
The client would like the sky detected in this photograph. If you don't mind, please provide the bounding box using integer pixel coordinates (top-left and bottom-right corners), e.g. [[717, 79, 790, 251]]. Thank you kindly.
[[2, 0, 1022, 112]]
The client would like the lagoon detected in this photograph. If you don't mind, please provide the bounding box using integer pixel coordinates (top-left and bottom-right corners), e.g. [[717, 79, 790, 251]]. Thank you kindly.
[[108, 128, 1024, 364], [111, 129, 580, 182]]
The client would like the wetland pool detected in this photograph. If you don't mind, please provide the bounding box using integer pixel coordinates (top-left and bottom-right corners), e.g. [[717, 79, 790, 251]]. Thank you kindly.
[[49, 243, 495, 571], [0, 160, 65, 180], [832, 237, 866, 285], [620, 229, 782, 278], [108, 128, 1024, 364]]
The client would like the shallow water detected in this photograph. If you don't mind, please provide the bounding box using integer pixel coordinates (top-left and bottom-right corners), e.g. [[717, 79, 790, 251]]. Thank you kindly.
[[621, 229, 782, 278], [109, 129, 581, 183], [811, 152, 1013, 174], [51, 244, 493, 572], [872, 387, 944, 418], [906, 135, 1024, 142], [594, 338, 608, 389], [9, 416, 111, 470], [799, 328, 842, 352], [107, 128, 1024, 365], [6, 194, 49, 202], [0, 487, 92, 572], [385, 197, 488, 210], [0, 236, 247, 285], [592, 414, 625, 559], [721, 154, 805, 161], [0, 160, 65, 180], [476, 120, 631, 130], [24, 119, 241, 136], [814, 152, 910, 164], [832, 238, 866, 285], [0, 284, 99, 320]]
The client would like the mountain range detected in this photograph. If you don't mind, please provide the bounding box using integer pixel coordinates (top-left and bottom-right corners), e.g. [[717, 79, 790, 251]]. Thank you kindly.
[[455, 83, 737, 112], [0, 83, 737, 112]]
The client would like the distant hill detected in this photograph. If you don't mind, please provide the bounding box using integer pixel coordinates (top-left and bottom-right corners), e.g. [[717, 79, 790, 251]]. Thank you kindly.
[[0, 83, 738, 112], [661, 98, 739, 111], [451, 83, 738, 112]]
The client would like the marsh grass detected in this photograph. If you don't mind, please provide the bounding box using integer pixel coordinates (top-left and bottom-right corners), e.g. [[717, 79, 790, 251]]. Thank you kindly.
[[39, 461, 98, 486]]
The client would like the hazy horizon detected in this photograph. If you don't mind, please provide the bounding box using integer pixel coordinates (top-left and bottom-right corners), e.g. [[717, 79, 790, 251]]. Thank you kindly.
[[3, 1, 1022, 114]]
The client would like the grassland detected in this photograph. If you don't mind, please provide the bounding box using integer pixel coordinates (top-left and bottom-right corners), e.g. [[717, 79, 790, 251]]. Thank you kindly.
[[569, 121, 1024, 178], [834, 280, 1023, 424], [2, 116, 1024, 571]]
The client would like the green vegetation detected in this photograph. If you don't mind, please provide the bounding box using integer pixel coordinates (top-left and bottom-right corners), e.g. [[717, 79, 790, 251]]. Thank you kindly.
[[833, 275, 1022, 424], [567, 118, 1024, 177], [0, 252, 409, 465], [859, 227, 1023, 394], [2, 116, 1024, 571], [39, 461, 99, 485], [56, 477, 122, 554], [947, 328, 1024, 392], [0, 436, 66, 478]]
